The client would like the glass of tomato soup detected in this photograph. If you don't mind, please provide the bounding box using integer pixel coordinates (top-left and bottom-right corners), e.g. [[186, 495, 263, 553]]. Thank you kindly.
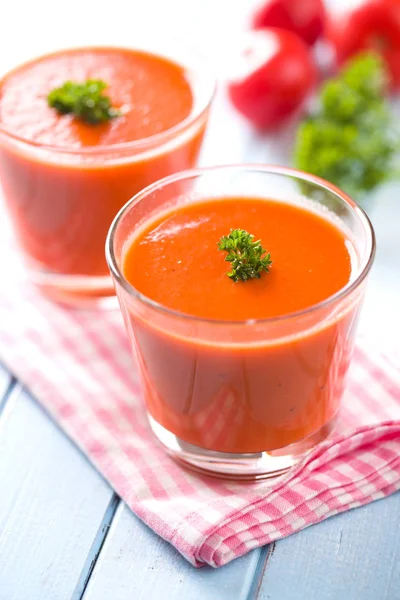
[[0, 42, 215, 306], [106, 165, 375, 480]]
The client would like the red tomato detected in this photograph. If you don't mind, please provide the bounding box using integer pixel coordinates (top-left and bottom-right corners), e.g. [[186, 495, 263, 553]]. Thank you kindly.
[[252, 0, 326, 46], [327, 0, 400, 88], [227, 29, 316, 131]]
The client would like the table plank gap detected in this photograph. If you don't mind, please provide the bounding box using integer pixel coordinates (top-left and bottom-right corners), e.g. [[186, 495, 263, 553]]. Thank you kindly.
[[72, 493, 120, 600], [245, 543, 274, 600], [257, 493, 400, 600], [0, 379, 16, 417], [0, 363, 16, 412], [82, 503, 264, 600]]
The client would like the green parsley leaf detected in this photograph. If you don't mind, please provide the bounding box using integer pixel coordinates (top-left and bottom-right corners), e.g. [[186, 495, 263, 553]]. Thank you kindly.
[[218, 229, 272, 282], [294, 53, 399, 199], [48, 79, 121, 125]]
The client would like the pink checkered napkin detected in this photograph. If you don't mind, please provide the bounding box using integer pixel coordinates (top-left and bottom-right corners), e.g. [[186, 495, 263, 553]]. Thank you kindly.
[[1, 250, 400, 567]]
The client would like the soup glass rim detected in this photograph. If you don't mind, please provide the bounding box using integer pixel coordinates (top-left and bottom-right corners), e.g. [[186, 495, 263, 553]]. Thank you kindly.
[[106, 164, 376, 326], [0, 42, 216, 156]]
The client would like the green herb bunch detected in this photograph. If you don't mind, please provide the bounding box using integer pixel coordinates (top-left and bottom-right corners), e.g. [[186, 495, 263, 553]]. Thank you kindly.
[[218, 229, 272, 282], [48, 80, 121, 125], [294, 53, 399, 199]]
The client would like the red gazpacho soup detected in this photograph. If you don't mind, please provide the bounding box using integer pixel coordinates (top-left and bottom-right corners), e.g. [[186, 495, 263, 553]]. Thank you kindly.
[[0, 46, 210, 287], [120, 196, 360, 454]]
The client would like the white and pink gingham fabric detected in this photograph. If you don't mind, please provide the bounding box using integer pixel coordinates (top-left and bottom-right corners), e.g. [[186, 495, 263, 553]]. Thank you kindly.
[[1, 248, 400, 568]]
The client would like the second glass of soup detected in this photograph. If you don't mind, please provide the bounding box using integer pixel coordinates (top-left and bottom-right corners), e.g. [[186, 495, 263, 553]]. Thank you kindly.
[[0, 41, 215, 305]]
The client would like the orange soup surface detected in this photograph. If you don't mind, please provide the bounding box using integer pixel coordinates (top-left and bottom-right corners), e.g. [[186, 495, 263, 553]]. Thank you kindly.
[[123, 197, 353, 320], [121, 197, 358, 454], [0, 47, 193, 147]]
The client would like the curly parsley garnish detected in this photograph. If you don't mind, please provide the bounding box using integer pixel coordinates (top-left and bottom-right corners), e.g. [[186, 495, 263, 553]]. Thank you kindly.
[[218, 229, 272, 282], [48, 79, 121, 125]]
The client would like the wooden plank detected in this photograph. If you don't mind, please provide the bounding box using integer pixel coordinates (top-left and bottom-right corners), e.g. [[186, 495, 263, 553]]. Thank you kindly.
[[0, 386, 117, 600], [257, 493, 400, 600], [83, 504, 266, 600]]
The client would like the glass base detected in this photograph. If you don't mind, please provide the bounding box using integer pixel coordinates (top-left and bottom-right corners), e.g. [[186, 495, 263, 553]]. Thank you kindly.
[[149, 414, 338, 481], [30, 271, 119, 309]]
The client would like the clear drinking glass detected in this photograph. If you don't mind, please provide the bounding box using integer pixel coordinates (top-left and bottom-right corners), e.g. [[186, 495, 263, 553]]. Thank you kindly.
[[0, 40, 215, 307], [106, 165, 375, 480]]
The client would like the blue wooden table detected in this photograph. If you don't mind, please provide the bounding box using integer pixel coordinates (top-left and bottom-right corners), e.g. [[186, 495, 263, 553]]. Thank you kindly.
[[1, 364, 400, 600]]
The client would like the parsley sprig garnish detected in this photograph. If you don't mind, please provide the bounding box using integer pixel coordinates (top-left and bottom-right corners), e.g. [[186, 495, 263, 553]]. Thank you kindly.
[[48, 80, 121, 125], [218, 229, 272, 282]]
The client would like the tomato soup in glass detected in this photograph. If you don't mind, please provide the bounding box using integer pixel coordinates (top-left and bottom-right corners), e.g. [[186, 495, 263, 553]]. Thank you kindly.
[[106, 166, 375, 480], [0, 44, 214, 305]]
